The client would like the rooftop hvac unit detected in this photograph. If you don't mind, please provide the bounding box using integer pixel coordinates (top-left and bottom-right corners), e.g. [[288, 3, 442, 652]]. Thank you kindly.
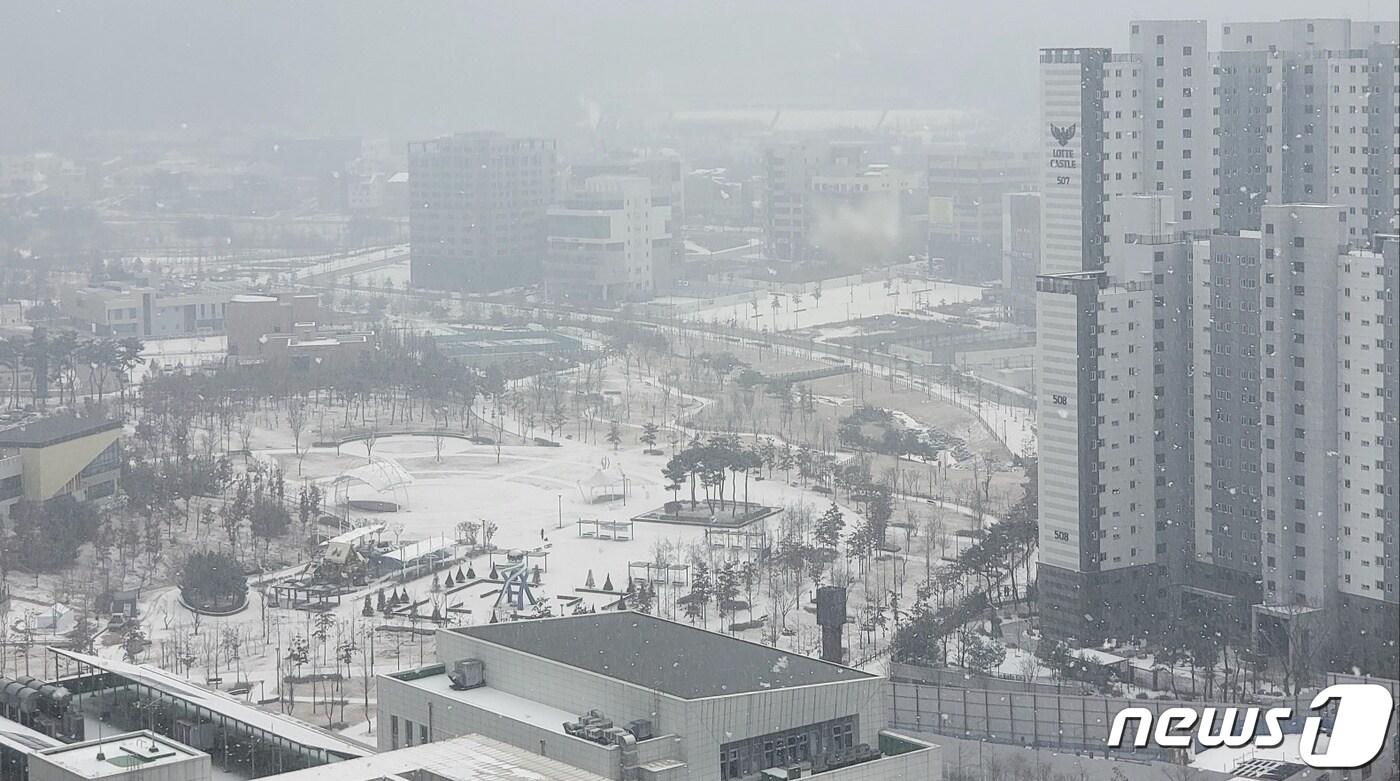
[[448, 659, 485, 691], [626, 718, 654, 741]]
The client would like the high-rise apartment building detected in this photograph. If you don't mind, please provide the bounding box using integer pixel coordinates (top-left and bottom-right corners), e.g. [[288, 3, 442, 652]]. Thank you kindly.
[[1036, 20, 1398, 662], [1192, 208, 1398, 669], [1216, 19, 1400, 243], [1035, 24, 1210, 641], [408, 132, 556, 292]]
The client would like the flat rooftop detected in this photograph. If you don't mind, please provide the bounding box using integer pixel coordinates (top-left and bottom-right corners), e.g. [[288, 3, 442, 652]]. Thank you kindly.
[[264, 734, 609, 781], [0, 415, 121, 448], [388, 674, 575, 736], [0, 715, 60, 754], [35, 732, 202, 779], [453, 612, 874, 699]]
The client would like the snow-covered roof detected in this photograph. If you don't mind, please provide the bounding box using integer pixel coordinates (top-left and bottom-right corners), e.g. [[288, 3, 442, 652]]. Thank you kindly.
[[264, 734, 609, 781], [0, 715, 60, 754], [326, 524, 386, 546], [51, 649, 371, 759], [331, 458, 413, 494], [1075, 648, 1129, 666], [381, 535, 454, 566], [579, 465, 626, 489]]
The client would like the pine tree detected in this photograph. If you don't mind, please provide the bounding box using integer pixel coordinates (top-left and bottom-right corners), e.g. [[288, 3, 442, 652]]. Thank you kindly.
[[815, 501, 845, 549], [690, 561, 712, 623], [716, 562, 740, 631]]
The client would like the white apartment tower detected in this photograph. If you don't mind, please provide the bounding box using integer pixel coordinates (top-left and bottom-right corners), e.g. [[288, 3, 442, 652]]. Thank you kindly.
[[1037, 20, 1398, 662], [1217, 19, 1399, 244], [1036, 23, 1209, 641]]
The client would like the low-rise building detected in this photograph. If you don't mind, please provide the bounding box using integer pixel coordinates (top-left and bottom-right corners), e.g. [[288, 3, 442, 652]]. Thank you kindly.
[[225, 293, 372, 369], [545, 175, 668, 303], [0, 415, 122, 517], [29, 732, 210, 781], [62, 285, 229, 338], [376, 612, 940, 781]]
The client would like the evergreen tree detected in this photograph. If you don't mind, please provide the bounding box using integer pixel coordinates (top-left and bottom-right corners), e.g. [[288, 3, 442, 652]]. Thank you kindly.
[[814, 501, 845, 549]]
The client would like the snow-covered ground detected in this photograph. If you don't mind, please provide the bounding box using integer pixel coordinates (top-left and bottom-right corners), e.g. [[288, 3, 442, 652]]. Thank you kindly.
[[294, 245, 409, 280], [676, 278, 986, 333], [1190, 733, 1306, 774]]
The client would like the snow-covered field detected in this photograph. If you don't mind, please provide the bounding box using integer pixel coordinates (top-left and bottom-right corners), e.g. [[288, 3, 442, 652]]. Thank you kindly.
[[675, 278, 986, 333]]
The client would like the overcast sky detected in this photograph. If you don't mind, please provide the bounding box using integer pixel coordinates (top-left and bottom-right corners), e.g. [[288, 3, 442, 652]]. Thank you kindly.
[[2, 0, 1395, 149]]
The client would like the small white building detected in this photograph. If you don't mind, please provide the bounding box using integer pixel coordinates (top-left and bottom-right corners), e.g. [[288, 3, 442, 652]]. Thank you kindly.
[[29, 732, 210, 781]]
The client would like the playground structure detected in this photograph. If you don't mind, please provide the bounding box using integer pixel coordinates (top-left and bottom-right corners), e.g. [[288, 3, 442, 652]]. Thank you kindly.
[[490, 549, 549, 621]]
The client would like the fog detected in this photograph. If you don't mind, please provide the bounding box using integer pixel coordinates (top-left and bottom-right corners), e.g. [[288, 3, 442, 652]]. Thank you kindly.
[[3, 0, 1393, 147], [0, 3, 1398, 779]]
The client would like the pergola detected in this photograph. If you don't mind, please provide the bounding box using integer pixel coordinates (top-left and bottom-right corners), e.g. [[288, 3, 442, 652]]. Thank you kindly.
[[576, 518, 633, 542], [576, 466, 628, 504], [268, 582, 344, 610]]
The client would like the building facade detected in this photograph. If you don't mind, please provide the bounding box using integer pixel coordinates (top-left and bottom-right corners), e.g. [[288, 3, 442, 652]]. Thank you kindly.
[[1000, 192, 1041, 325], [376, 613, 939, 781], [0, 415, 122, 517], [225, 293, 372, 369], [62, 285, 229, 338], [1036, 20, 1399, 662], [407, 133, 556, 292], [927, 152, 1035, 282], [545, 175, 668, 303]]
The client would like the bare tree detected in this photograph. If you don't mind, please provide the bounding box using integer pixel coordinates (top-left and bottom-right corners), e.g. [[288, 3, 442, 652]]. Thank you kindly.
[[288, 399, 308, 474]]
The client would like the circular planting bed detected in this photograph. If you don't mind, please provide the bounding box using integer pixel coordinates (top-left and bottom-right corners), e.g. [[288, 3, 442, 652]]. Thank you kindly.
[[178, 591, 249, 617]]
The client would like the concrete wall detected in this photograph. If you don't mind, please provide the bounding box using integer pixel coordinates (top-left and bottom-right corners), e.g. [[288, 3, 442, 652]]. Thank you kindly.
[[376, 675, 622, 779], [434, 630, 673, 734], [429, 631, 898, 781], [679, 677, 888, 781]]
